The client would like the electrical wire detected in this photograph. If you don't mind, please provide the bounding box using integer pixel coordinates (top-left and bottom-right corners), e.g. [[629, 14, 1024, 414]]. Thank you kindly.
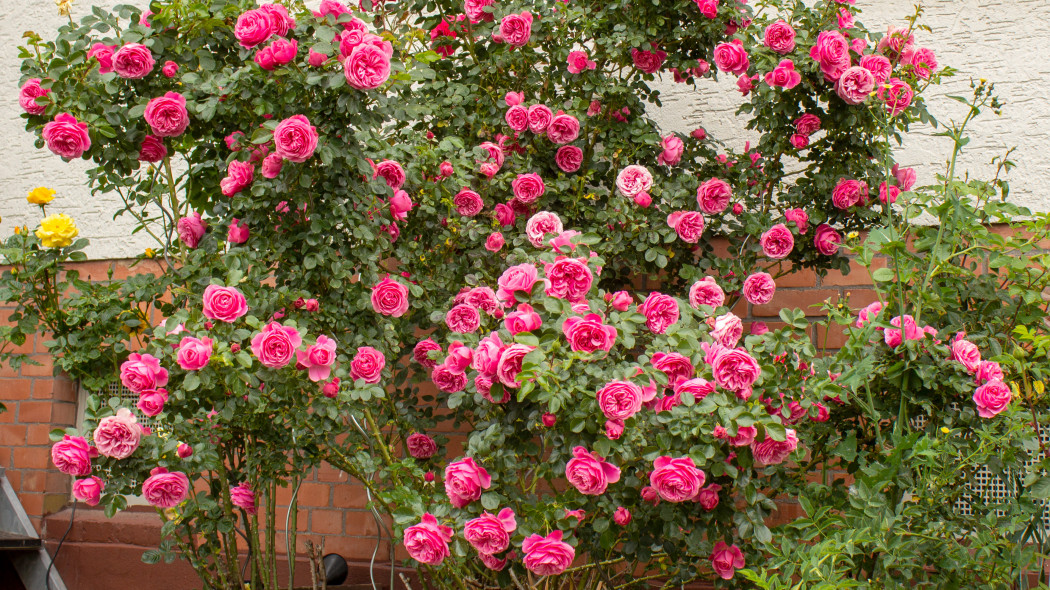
[[45, 499, 76, 590], [349, 414, 387, 590]]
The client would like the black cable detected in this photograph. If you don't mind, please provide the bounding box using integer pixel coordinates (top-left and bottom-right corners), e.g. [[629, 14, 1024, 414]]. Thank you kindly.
[[45, 499, 76, 590]]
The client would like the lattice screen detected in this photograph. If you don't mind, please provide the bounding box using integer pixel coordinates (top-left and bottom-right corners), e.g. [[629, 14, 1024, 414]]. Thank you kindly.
[[92, 380, 163, 433]]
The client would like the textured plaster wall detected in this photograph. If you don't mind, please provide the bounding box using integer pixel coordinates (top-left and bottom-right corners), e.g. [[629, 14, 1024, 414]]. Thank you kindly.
[[3, 0, 1050, 259]]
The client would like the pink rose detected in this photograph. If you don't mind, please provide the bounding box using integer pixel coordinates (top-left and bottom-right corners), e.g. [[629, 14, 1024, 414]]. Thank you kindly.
[[527, 104, 553, 134], [485, 232, 505, 252], [414, 339, 442, 368], [742, 272, 775, 305], [855, 301, 883, 328], [567, 50, 596, 74], [177, 336, 213, 371], [505, 91, 524, 106], [260, 3, 295, 36], [728, 425, 757, 446], [432, 364, 467, 393], [877, 26, 915, 59], [813, 224, 842, 256], [176, 212, 207, 248], [464, 0, 494, 22], [87, 43, 117, 73], [371, 277, 410, 317], [709, 313, 743, 348], [893, 164, 916, 191], [859, 54, 891, 84], [308, 49, 329, 67], [657, 134, 685, 167], [464, 508, 517, 555], [903, 47, 938, 79], [696, 483, 721, 510], [255, 47, 277, 70], [712, 348, 761, 395], [547, 113, 580, 145], [713, 39, 749, 75], [650, 456, 705, 502], [142, 467, 190, 508], [350, 346, 385, 383], [444, 457, 491, 508], [497, 263, 539, 303], [505, 104, 528, 131], [344, 38, 393, 89], [230, 482, 256, 515], [638, 292, 679, 334], [403, 513, 454, 566], [765, 59, 802, 89], [711, 542, 745, 580], [689, 277, 725, 309], [73, 476, 104, 506], [596, 380, 650, 420], [113, 43, 155, 78], [176, 443, 193, 458], [202, 285, 248, 323], [496, 343, 534, 388], [809, 30, 851, 81], [838, 7, 855, 28], [18, 79, 50, 115], [522, 530, 575, 576], [161, 61, 179, 78], [694, 0, 718, 17], [512, 173, 546, 204], [499, 11, 533, 47], [136, 388, 168, 417], [220, 160, 255, 197], [795, 114, 821, 136], [93, 408, 142, 459], [784, 208, 809, 234], [884, 314, 920, 347], [666, 211, 705, 243], [235, 9, 274, 48], [120, 353, 169, 393], [250, 322, 302, 369], [696, 178, 732, 214], [651, 352, 694, 387], [565, 446, 621, 495], [505, 303, 542, 334], [446, 304, 481, 333], [555, 145, 583, 173], [274, 115, 318, 163], [975, 361, 1004, 385], [227, 219, 250, 244], [616, 165, 653, 198], [562, 314, 616, 353], [404, 434, 438, 462], [42, 113, 91, 159], [879, 77, 914, 116], [269, 38, 298, 66], [613, 507, 632, 525], [760, 223, 794, 259], [675, 378, 715, 403], [545, 257, 593, 301], [138, 135, 167, 162], [975, 379, 1013, 418], [879, 182, 900, 205], [605, 418, 625, 439], [454, 188, 484, 217], [835, 65, 875, 105], [607, 291, 633, 311], [631, 45, 667, 73], [51, 435, 95, 476], [764, 20, 796, 54], [297, 335, 337, 382], [751, 429, 799, 465]]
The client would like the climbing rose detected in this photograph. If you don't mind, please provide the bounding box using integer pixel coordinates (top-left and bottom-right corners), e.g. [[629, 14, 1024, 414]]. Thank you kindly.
[[667, 211, 705, 243], [547, 113, 580, 145], [973, 380, 1012, 418], [711, 542, 745, 580], [713, 39, 749, 75], [344, 37, 393, 89], [498, 11, 533, 47], [350, 347, 385, 383], [751, 429, 799, 465], [273, 115, 318, 163], [525, 212, 563, 248], [496, 343, 533, 388], [650, 456, 705, 502], [512, 173, 546, 204], [444, 457, 491, 508], [298, 335, 338, 382], [764, 59, 801, 89], [615, 165, 652, 198], [712, 348, 761, 395], [113, 43, 155, 78], [813, 224, 842, 256], [73, 476, 104, 506], [120, 353, 169, 393], [464, 508, 517, 555], [51, 435, 95, 476], [565, 446, 620, 495], [555, 146, 583, 172], [522, 530, 575, 576], [545, 257, 593, 302], [407, 433, 437, 459], [176, 336, 213, 371], [250, 322, 302, 369], [18, 79, 49, 115], [742, 272, 776, 305], [141, 467, 189, 508], [689, 277, 725, 309], [835, 66, 876, 105], [93, 408, 142, 460], [454, 188, 484, 216], [638, 292, 679, 334], [596, 380, 649, 421], [42, 113, 91, 159], [760, 223, 794, 259], [403, 513, 454, 566], [202, 285, 248, 323], [696, 178, 732, 214], [764, 20, 795, 54], [561, 314, 615, 353], [235, 9, 274, 48], [177, 212, 206, 248], [371, 277, 410, 317]]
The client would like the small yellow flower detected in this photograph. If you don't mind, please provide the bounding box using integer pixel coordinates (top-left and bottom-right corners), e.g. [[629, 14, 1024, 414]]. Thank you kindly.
[[35, 213, 79, 248], [55, 0, 73, 16], [144, 248, 155, 258], [27, 187, 56, 206], [847, 231, 859, 239], [940, 427, 950, 434], [14, 226, 23, 235]]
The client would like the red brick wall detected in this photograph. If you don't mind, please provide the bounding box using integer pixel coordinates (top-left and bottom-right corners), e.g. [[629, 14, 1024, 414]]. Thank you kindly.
[[0, 255, 879, 589]]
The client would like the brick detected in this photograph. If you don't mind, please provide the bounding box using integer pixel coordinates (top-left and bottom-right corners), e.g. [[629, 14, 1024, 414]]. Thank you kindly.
[[345, 509, 381, 537], [18, 493, 44, 521], [296, 482, 331, 507], [0, 378, 32, 400], [332, 482, 369, 508], [753, 289, 840, 317], [309, 509, 344, 535], [13, 447, 50, 470], [52, 377, 77, 403], [4, 468, 20, 489], [316, 462, 349, 483], [274, 507, 309, 533], [0, 424, 28, 446], [27, 424, 54, 446], [45, 470, 69, 495], [18, 401, 52, 423], [43, 493, 69, 515], [822, 257, 887, 286], [814, 323, 849, 350], [774, 264, 818, 288], [21, 470, 46, 493], [68, 261, 113, 282], [841, 289, 880, 312], [20, 355, 55, 377], [52, 401, 77, 426]]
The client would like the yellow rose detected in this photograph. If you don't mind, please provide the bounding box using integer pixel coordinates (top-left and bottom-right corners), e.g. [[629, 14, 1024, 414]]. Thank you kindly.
[[27, 187, 56, 206], [35, 214, 79, 248]]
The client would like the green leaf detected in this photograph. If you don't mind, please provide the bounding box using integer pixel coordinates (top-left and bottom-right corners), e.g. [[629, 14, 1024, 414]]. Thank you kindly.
[[871, 268, 895, 282]]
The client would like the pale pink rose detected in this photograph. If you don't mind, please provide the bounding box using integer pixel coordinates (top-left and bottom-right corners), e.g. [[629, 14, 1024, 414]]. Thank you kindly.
[[73, 476, 104, 506], [835, 66, 875, 105], [562, 314, 616, 353], [235, 9, 274, 48], [596, 380, 650, 420], [667, 211, 705, 243], [136, 388, 168, 417], [350, 346, 385, 383], [809, 30, 851, 81], [545, 257, 593, 302], [120, 353, 169, 393], [142, 467, 190, 508], [202, 285, 248, 323], [496, 343, 534, 388], [567, 50, 596, 74], [764, 20, 796, 54], [296, 335, 337, 381], [813, 224, 842, 256], [51, 435, 95, 476], [709, 313, 743, 348], [512, 173, 546, 204], [751, 429, 799, 465], [525, 211, 563, 248], [497, 264, 539, 304], [177, 336, 213, 371], [499, 11, 533, 47], [413, 339, 441, 368], [711, 542, 745, 580], [444, 457, 491, 508], [657, 134, 684, 166], [696, 178, 732, 214], [855, 301, 883, 328], [859, 54, 892, 84], [565, 446, 621, 495], [177, 212, 207, 248], [19, 79, 50, 115], [374, 159, 406, 189], [764, 59, 802, 89], [547, 113, 580, 145], [250, 322, 302, 368], [138, 135, 167, 162], [613, 506, 632, 525], [555, 145, 583, 173], [505, 104, 528, 131], [464, 508, 516, 555], [675, 378, 715, 403], [227, 219, 250, 244], [522, 530, 575, 576], [42, 113, 91, 159], [651, 352, 694, 386], [712, 348, 761, 395], [371, 277, 410, 317], [689, 277, 725, 309], [404, 513, 454, 565], [616, 165, 653, 198], [760, 223, 794, 259], [713, 39, 749, 75], [903, 47, 937, 79], [638, 292, 679, 334], [93, 408, 142, 459], [650, 456, 705, 502], [344, 38, 392, 89], [273, 115, 318, 163], [527, 104, 553, 134], [742, 272, 776, 305], [485, 232, 505, 252], [220, 160, 255, 197], [87, 43, 117, 73], [607, 291, 632, 311], [631, 45, 667, 73], [113, 43, 155, 78], [878, 77, 914, 116], [696, 483, 721, 510], [406, 433, 437, 459]]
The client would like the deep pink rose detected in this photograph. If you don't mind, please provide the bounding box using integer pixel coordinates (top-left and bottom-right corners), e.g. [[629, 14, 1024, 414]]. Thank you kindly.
[[666, 211, 705, 243], [694, 0, 718, 17], [141, 467, 190, 508], [893, 163, 917, 191], [177, 212, 206, 248], [136, 388, 168, 417], [220, 160, 255, 196], [696, 483, 722, 510], [19, 79, 50, 115], [42, 113, 91, 159], [499, 11, 533, 47], [274, 115, 318, 163], [120, 353, 169, 393], [93, 408, 142, 460], [527, 104, 553, 134], [879, 77, 914, 116], [350, 346, 385, 383], [227, 218, 250, 244], [161, 61, 179, 78], [406, 433, 438, 459], [713, 39, 749, 75], [446, 304, 481, 334], [453, 188, 484, 217], [177, 336, 213, 371], [464, 508, 516, 555], [760, 223, 794, 259], [562, 314, 616, 354], [260, 3, 295, 35], [832, 178, 869, 210], [255, 47, 277, 70], [371, 277, 410, 317], [505, 303, 542, 334], [877, 26, 915, 59], [709, 313, 743, 348], [605, 418, 625, 439], [784, 208, 809, 234], [138, 135, 167, 162], [765, 59, 802, 89], [615, 165, 653, 198], [235, 9, 274, 48], [795, 114, 821, 136], [202, 285, 248, 323], [483, 232, 504, 252], [596, 380, 650, 420], [51, 435, 95, 476], [903, 47, 938, 79], [975, 361, 1004, 385], [522, 530, 575, 576], [613, 506, 632, 525], [859, 54, 891, 84], [496, 343, 534, 388], [250, 322, 302, 369], [497, 263, 539, 304], [505, 105, 528, 131], [512, 173, 546, 204], [308, 49, 329, 67], [809, 30, 851, 81], [742, 272, 775, 305], [545, 257, 593, 301], [884, 314, 921, 347], [87, 43, 117, 73], [728, 425, 757, 447], [444, 457, 491, 508], [712, 348, 761, 396], [813, 224, 842, 256], [855, 301, 883, 328], [607, 291, 632, 311], [631, 45, 667, 73], [835, 65, 875, 105], [711, 542, 745, 580], [650, 456, 705, 502], [689, 276, 725, 309], [657, 134, 685, 167], [567, 50, 596, 74], [565, 446, 621, 495], [505, 91, 524, 106], [696, 178, 732, 214], [113, 43, 155, 78], [432, 363, 468, 393], [229, 482, 257, 515], [555, 146, 583, 173], [269, 38, 298, 66], [413, 339, 442, 368], [296, 335, 337, 382], [73, 476, 104, 506], [547, 113, 580, 145], [973, 380, 1012, 418], [638, 292, 679, 334], [751, 429, 799, 465], [675, 378, 715, 403], [344, 37, 393, 89], [764, 20, 796, 54]]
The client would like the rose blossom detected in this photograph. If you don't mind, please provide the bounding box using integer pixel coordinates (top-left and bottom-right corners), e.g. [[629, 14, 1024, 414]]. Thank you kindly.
[[407, 433, 437, 459], [350, 346, 385, 383], [973, 379, 1012, 418], [527, 104, 553, 134], [273, 115, 318, 163], [879, 182, 900, 205], [596, 380, 650, 420], [742, 272, 776, 305], [522, 530, 575, 576], [696, 178, 732, 214], [657, 134, 684, 166], [904, 47, 938, 79], [444, 457, 491, 508], [712, 348, 761, 395], [120, 353, 169, 393], [765, 59, 802, 89], [545, 257, 593, 301], [87, 43, 117, 73], [138, 135, 167, 162], [760, 223, 794, 259], [696, 483, 722, 510], [371, 277, 410, 317], [250, 322, 302, 369], [859, 54, 892, 85], [177, 336, 213, 371], [713, 39, 749, 75], [667, 211, 705, 243], [562, 315, 616, 353], [855, 301, 883, 328], [403, 513, 454, 566], [431, 364, 467, 392], [42, 113, 91, 159], [113, 43, 155, 78], [555, 146, 583, 173], [631, 45, 667, 73], [485, 232, 505, 252], [567, 50, 596, 74], [505, 104, 528, 131], [607, 291, 632, 311], [884, 315, 920, 347], [496, 343, 534, 388], [711, 542, 745, 580], [709, 313, 743, 348], [177, 212, 206, 248], [73, 476, 104, 506], [344, 37, 393, 89], [751, 429, 799, 465], [547, 113, 580, 145], [835, 66, 875, 105], [268, 38, 298, 66], [809, 30, 851, 81], [19, 79, 50, 115], [879, 78, 914, 116], [764, 20, 795, 54], [235, 9, 274, 48], [813, 224, 842, 256], [141, 467, 189, 508], [220, 160, 254, 196], [51, 435, 95, 476], [650, 456, 705, 502], [689, 277, 725, 309], [93, 408, 142, 460], [499, 11, 533, 47], [795, 114, 821, 137], [638, 292, 679, 334], [497, 264, 539, 304], [464, 508, 517, 555], [226, 218, 250, 244], [651, 352, 694, 387], [413, 339, 441, 369], [676, 378, 715, 403], [202, 285, 248, 323], [525, 211, 563, 248], [136, 388, 168, 417], [616, 165, 653, 198], [565, 446, 621, 495], [512, 173, 546, 204], [446, 304, 481, 334], [296, 335, 337, 382]]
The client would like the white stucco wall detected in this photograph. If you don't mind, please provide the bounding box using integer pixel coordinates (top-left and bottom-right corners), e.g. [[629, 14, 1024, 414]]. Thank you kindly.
[[3, 0, 1050, 259]]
